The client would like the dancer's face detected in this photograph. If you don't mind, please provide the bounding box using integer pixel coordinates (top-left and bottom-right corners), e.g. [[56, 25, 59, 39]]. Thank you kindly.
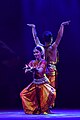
[[33, 49, 41, 59]]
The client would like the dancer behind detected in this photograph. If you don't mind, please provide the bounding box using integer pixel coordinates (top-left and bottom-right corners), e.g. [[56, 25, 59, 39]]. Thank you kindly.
[[27, 21, 70, 89], [20, 46, 56, 114]]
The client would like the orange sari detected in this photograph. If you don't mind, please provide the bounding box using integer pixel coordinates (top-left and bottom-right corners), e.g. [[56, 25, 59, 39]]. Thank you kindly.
[[20, 59, 56, 114]]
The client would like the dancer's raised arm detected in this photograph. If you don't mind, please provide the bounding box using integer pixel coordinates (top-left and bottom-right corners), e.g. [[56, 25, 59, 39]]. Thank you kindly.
[[52, 20, 70, 48], [27, 24, 43, 46]]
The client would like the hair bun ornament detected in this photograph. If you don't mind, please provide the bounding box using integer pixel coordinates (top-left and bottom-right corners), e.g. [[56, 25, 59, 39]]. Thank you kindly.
[[36, 45, 45, 55]]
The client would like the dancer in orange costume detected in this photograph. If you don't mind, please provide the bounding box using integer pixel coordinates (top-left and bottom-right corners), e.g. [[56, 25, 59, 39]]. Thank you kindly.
[[20, 46, 56, 114]]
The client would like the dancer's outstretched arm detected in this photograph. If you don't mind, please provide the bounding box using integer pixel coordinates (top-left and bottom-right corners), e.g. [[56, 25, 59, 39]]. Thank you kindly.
[[52, 20, 70, 48], [27, 24, 43, 46]]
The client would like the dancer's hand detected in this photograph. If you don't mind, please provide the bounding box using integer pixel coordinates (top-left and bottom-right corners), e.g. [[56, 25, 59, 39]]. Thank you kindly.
[[61, 20, 71, 26], [25, 67, 32, 73], [24, 64, 31, 73], [31, 67, 36, 72], [27, 24, 35, 28], [23, 64, 28, 69], [25, 64, 28, 68], [25, 66, 36, 73]]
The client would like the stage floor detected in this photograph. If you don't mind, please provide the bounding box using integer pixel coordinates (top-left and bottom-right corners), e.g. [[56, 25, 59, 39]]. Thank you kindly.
[[0, 109, 80, 120]]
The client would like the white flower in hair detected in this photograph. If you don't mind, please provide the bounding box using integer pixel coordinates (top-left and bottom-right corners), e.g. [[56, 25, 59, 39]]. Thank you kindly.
[[37, 45, 45, 55]]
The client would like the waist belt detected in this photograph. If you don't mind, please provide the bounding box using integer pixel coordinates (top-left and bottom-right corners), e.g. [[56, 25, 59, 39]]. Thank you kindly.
[[33, 76, 49, 84], [49, 61, 57, 65]]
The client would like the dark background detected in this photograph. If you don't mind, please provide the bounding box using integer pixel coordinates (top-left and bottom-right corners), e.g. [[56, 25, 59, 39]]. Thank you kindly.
[[0, 0, 80, 110]]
